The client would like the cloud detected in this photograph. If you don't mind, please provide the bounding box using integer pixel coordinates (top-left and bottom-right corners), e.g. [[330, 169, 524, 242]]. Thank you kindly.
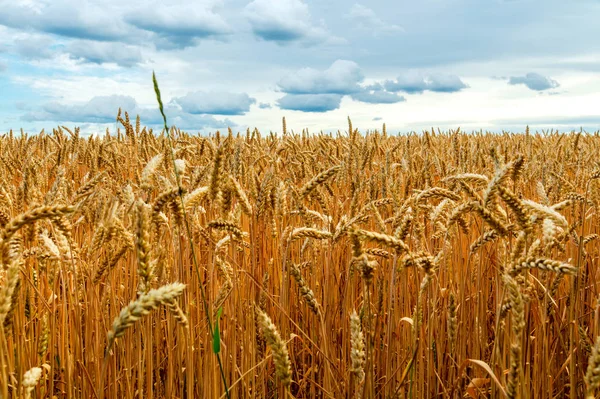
[[345, 4, 403, 34], [350, 89, 406, 104], [0, 60, 6, 72], [244, 0, 342, 45], [9, 33, 143, 68], [67, 40, 143, 67], [0, 1, 230, 50], [384, 71, 468, 93], [425, 74, 469, 92], [372, 117, 382, 121], [13, 37, 55, 60], [277, 60, 363, 94], [508, 72, 560, 91], [20, 94, 234, 129], [258, 102, 272, 109], [125, 5, 231, 49], [173, 91, 256, 115], [277, 94, 342, 112], [276, 59, 412, 111], [0, 1, 132, 42], [22, 95, 139, 123], [12, 35, 142, 67]]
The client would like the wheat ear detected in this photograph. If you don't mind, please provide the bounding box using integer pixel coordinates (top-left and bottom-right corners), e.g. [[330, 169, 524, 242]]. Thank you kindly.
[[255, 307, 292, 388], [106, 282, 186, 352], [350, 309, 366, 390], [585, 336, 600, 398]]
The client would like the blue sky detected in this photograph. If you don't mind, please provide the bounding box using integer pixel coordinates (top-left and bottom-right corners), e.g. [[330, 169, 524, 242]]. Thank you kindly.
[[1, 0, 600, 134]]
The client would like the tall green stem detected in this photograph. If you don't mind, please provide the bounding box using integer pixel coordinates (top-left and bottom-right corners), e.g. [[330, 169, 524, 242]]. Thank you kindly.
[[152, 71, 231, 399]]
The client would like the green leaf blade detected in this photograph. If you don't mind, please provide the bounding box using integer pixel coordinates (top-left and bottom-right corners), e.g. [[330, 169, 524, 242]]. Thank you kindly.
[[213, 307, 223, 354]]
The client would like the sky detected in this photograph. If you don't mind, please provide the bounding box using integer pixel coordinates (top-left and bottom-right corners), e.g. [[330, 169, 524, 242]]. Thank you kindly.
[[0, 0, 600, 135]]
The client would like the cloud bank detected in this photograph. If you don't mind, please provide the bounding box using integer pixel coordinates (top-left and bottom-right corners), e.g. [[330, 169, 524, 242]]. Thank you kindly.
[[21, 95, 235, 130], [276, 60, 460, 112]]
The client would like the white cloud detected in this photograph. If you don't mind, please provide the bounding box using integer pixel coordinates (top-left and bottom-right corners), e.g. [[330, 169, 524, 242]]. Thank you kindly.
[[23, 95, 137, 123], [9, 34, 144, 68], [173, 91, 256, 115], [0, 1, 133, 42], [383, 71, 468, 93], [67, 40, 143, 67], [0, 0, 231, 50], [125, 4, 232, 49], [277, 60, 364, 94], [275, 60, 415, 111], [11, 74, 164, 109]]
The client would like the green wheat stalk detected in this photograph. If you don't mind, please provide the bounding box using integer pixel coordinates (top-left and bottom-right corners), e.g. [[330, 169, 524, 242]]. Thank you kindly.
[[153, 71, 231, 399]]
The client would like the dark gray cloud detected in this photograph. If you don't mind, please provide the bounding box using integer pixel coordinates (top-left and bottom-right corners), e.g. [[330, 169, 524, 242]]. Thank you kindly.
[[173, 91, 256, 115], [383, 72, 468, 94], [508, 72, 559, 91], [20, 94, 234, 129], [258, 102, 272, 109], [67, 40, 143, 67], [277, 94, 342, 112]]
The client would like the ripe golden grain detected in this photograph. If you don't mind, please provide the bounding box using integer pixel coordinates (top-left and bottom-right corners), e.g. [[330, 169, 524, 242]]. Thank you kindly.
[[0, 123, 598, 398]]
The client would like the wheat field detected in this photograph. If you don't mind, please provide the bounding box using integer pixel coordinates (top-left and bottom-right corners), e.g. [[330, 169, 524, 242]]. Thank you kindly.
[[1, 113, 600, 398]]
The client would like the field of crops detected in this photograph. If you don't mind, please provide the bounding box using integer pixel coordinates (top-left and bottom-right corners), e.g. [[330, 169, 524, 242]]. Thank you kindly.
[[1, 115, 600, 398]]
